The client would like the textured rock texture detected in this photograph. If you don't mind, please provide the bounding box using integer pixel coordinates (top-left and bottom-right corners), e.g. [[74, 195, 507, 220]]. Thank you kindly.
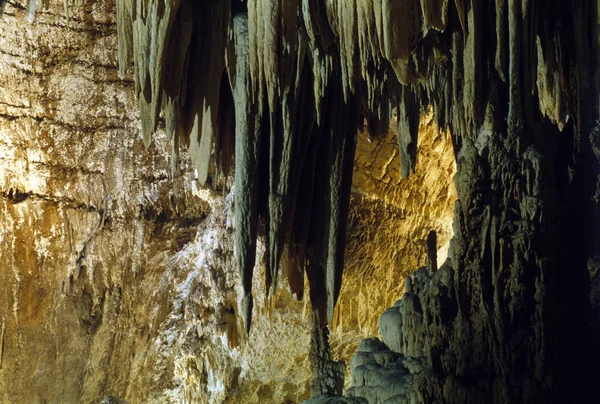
[[0, 1, 456, 402], [106, 1, 600, 356], [108, 0, 463, 330], [335, 110, 456, 341], [335, 4, 600, 398], [4, 0, 600, 403]]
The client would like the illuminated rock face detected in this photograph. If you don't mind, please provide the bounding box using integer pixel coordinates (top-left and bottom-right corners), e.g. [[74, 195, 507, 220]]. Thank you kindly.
[[2, 0, 600, 404]]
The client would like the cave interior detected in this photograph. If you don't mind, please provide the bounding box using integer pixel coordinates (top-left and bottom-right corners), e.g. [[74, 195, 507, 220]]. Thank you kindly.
[[1, 0, 600, 403]]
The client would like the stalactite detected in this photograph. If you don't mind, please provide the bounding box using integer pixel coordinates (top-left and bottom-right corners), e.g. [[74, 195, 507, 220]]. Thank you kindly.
[[3, 0, 600, 401], [133, 0, 180, 146], [22, 0, 82, 21], [191, 2, 231, 187], [454, 0, 467, 37], [116, 0, 231, 186], [426, 230, 438, 272], [110, 0, 593, 332], [507, 0, 523, 133], [495, 0, 507, 82], [116, 0, 134, 80], [217, 73, 235, 182], [264, 33, 307, 298], [324, 92, 359, 324], [420, 0, 449, 32], [228, 13, 261, 333], [398, 86, 420, 178], [0, 1, 5, 17], [280, 51, 317, 301], [26, 0, 48, 20], [282, 110, 321, 302]]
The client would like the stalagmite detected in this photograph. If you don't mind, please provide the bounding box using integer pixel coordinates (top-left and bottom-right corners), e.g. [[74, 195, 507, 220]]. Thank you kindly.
[[308, 323, 345, 398], [426, 230, 437, 272]]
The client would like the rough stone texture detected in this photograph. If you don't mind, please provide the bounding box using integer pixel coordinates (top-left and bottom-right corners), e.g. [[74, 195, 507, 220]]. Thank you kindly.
[[108, 0, 461, 326], [105, 15, 600, 404], [0, 2, 307, 402], [346, 338, 426, 404], [341, 124, 600, 403], [337, 109, 456, 340], [302, 1, 600, 403], [342, 93, 600, 404], [7, 0, 598, 403], [0, 1, 457, 403]]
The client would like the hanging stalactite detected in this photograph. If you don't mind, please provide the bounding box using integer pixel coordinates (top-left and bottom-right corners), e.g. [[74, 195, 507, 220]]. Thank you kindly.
[[114, 0, 586, 332]]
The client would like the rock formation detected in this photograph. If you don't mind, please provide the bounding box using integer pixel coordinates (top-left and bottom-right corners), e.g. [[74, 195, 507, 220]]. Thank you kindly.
[[2, 0, 600, 403], [0, 1, 455, 402]]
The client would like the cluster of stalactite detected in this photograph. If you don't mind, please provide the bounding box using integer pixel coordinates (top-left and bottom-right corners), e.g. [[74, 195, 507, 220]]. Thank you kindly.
[[113, 0, 595, 332], [8, 0, 83, 21]]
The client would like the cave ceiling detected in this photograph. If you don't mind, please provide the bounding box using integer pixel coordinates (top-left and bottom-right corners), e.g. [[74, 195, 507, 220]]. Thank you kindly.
[[105, 0, 583, 331]]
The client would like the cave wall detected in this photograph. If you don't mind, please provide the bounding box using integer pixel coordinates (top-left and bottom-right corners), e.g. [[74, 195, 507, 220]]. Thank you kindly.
[[339, 109, 456, 339], [103, 0, 600, 365], [0, 2, 215, 401], [344, 114, 600, 403]]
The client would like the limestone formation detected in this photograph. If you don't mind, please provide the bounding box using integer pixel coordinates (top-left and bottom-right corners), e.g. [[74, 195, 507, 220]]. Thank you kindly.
[[110, 0, 600, 339], [0, 2, 457, 402], [426, 230, 437, 272], [229, 13, 260, 333], [2, 0, 600, 403]]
